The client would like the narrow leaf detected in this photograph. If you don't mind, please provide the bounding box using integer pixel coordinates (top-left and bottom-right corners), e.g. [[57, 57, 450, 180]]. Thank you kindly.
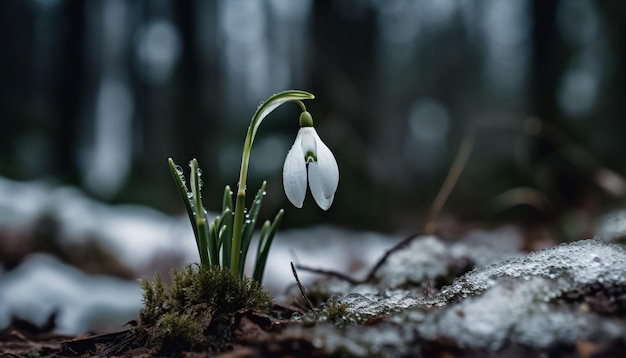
[[168, 158, 201, 256], [252, 221, 271, 283], [190, 159, 209, 266], [221, 187, 234, 268], [253, 209, 284, 283], [222, 185, 233, 211], [239, 181, 267, 275]]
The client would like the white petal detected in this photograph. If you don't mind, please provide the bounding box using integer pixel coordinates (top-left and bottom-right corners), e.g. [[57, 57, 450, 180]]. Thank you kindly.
[[299, 128, 318, 162], [282, 135, 307, 208], [309, 174, 335, 210], [308, 132, 339, 210]]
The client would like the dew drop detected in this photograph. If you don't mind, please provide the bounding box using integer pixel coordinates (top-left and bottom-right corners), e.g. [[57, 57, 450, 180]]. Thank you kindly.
[[174, 165, 184, 175], [187, 192, 193, 199]]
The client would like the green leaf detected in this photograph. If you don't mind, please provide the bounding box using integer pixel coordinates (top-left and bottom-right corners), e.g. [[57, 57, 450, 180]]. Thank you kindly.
[[208, 220, 220, 267], [252, 221, 271, 283], [208, 221, 218, 267], [214, 208, 230, 269], [239, 181, 267, 275], [222, 185, 233, 211], [253, 209, 284, 283], [189, 159, 209, 266], [168, 158, 201, 258], [220, 187, 233, 268]]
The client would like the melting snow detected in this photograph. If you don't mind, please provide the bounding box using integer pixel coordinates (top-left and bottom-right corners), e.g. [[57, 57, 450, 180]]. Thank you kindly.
[[295, 239, 626, 354], [0, 254, 141, 334]]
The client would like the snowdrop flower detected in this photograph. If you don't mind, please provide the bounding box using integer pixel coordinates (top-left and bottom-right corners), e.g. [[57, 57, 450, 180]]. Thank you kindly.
[[283, 111, 339, 210]]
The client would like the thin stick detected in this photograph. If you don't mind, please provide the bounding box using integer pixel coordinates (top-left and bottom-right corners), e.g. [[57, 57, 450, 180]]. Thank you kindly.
[[295, 233, 423, 285], [294, 264, 361, 285], [290, 262, 314, 310], [363, 233, 422, 282]]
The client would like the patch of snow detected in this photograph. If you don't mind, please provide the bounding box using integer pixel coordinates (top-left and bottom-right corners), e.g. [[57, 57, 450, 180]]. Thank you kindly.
[[0, 254, 141, 334], [421, 275, 626, 350], [452, 225, 523, 266], [441, 238, 626, 301], [0, 177, 199, 273], [373, 235, 450, 288], [300, 238, 626, 354], [0, 177, 51, 232], [596, 209, 626, 243], [372, 228, 522, 290]]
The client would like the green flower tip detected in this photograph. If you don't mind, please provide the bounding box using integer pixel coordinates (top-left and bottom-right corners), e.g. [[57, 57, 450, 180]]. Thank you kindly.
[[299, 111, 314, 127]]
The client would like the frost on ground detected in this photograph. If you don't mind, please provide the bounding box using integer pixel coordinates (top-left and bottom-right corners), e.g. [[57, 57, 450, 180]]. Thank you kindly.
[[282, 238, 626, 356]]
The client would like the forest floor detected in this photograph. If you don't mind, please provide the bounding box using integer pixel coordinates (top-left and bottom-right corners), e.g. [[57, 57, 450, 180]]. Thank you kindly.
[[3, 232, 626, 357]]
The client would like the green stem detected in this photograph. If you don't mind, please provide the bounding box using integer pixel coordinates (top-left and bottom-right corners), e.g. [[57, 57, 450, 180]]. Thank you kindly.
[[229, 90, 314, 277]]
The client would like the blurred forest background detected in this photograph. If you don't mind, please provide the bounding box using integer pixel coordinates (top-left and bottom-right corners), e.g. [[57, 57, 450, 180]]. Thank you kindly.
[[1, 0, 626, 235]]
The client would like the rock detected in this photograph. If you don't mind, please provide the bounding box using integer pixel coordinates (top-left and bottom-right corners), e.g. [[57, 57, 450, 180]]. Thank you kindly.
[[281, 238, 626, 356]]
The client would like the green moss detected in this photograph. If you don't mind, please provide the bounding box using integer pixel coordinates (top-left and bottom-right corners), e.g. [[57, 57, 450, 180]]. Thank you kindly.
[[325, 300, 350, 321], [138, 272, 168, 326], [139, 264, 272, 354], [299, 299, 354, 327], [153, 312, 204, 352], [299, 298, 393, 328]]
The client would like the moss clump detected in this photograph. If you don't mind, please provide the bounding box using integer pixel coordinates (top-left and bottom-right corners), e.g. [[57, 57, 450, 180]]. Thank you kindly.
[[325, 300, 350, 322], [152, 312, 204, 352], [299, 299, 352, 327], [139, 264, 272, 354]]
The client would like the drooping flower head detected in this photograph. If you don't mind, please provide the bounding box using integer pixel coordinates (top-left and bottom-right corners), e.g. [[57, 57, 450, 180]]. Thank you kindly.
[[283, 111, 339, 210]]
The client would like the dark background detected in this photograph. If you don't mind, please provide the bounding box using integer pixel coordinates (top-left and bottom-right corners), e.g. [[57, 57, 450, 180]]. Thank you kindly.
[[1, 0, 625, 236]]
